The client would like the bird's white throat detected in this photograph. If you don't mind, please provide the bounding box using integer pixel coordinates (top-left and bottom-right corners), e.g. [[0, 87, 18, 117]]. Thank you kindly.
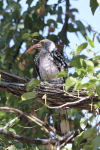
[[49, 42, 56, 52]]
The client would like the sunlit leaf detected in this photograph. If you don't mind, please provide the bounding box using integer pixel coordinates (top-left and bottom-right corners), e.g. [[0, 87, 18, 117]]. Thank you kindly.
[[21, 92, 37, 101], [26, 79, 41, 91], [31, 32, 39, 37], [87, 90, 95, 96], [22, 33, 30, 39], [0, 112, 6, 117], [76, 43, 88, 55], [95, 80, 100, 98], [93, 32, 97, 41], [65, 77, 77, 91], [86, 48, 95, 55], [70, 58, 85, 69], [80, 117, 88, 130], [87, 73, 95, 79], [86, 36, 95, 48], [85, 60, 94, 70], [18, 24, 24, 29], [9, 128, 16, 134], [94, 102, 100, 109], [57, 71, 67, 78]]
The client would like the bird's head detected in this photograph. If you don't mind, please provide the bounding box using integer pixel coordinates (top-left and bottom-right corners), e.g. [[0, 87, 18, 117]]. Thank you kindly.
[[26, 39, 56, 54]]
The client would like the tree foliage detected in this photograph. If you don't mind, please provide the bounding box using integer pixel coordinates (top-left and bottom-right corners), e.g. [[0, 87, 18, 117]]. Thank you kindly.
[[0, 0, 100, 149]]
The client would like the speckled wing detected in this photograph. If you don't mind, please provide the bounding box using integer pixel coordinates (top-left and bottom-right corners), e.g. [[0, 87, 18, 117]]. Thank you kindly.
[[51, 51, 70, 133], [34, 53, 41, 79], [51, 51, 68, 72]]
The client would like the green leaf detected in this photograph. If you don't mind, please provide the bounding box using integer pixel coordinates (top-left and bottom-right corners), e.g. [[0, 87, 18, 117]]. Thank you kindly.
[[0, 74, 1, 84], [57, 15, 62, 23], [83, 128, 97, 140], [70, 58, 85, 69], [57, 6, 63, 23], [6, 1, 21, 10], [47, 19, 57, 28], [74, 131, 84, 146], [8, 119, 20, 128], [89, 114, 95, 123], [26, 79, 41, 92], [75, 20, 85, 31], [24, 15, 33, 29], [76, 43, 88, 55], [21, 33, 30, 39], [9, 128, 16, 134], [57, 71, 67, 78], [26, 0, 33, 6], [18, 24, 24, 29], [70, 8, 78, 13], [87, 73, 95, 79], [65, 77, 77, 91], [86, 36, 95, 48], [95, 80, 100, 98], [90, 0, 99, 15], [86, 48, 95, 55], [68, 23, 78, 32], [94, 102, 100, 109], [80, 117, 88, 130], [92, 136, 100, 150], [0, 1, 3, 10], [0, 112, 6, 117], [93, 32, 97, 41], [31, 32, 39, 37], [85, 60, 94, 70], [87, 90, 95, 96], [21, 92, 37, 101]]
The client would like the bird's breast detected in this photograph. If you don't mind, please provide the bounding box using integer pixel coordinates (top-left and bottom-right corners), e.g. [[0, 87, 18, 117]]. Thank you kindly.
[[39, 55, 59, 81]]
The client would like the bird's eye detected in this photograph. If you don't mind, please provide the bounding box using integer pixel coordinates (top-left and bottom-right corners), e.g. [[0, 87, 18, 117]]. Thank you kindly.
[[41, 42, 44, 46]]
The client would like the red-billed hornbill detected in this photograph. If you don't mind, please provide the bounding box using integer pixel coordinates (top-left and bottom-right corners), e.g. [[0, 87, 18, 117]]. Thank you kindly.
[[26, 39, 70, 133], [26, 39, 68, 82]]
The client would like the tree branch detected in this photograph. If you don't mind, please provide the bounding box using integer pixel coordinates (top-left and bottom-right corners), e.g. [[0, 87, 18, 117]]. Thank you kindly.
[[0, 128, 83, 146], [0, 70, 99, 111], [58, 0, 70, 54], [0, 106, 63, 137]]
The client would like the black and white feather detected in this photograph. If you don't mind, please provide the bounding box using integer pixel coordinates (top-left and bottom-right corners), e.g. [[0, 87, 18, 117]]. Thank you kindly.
[[51, 51, 68, 72]]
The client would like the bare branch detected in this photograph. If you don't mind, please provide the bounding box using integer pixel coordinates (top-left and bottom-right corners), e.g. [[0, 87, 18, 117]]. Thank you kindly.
[[0, 129, 52, 145], [0, 128, 84, 146], [0, 106, 62, 136]]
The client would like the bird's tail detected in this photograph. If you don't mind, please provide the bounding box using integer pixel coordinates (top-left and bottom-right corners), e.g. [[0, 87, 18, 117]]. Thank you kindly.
[[59, 108, 70, 133]]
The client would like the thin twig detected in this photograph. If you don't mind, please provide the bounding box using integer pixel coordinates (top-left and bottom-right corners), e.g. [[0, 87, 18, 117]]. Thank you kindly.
[[3, 114, 22, 129], [45, 96, 89, 109], [4, 141, 20, 149]]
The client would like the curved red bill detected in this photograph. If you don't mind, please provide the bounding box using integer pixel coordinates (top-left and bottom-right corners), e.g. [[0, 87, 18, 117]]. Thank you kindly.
[[26, 44, 40, 54]]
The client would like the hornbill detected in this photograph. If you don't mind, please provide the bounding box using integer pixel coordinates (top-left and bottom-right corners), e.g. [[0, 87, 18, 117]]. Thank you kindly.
[[26, 39, 70, 133]]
